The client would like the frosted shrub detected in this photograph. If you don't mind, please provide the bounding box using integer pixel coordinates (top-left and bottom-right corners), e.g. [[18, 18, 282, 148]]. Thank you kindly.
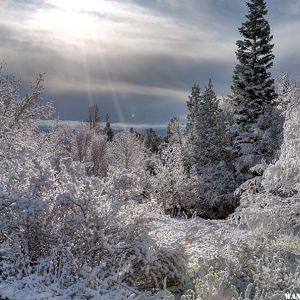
[[233, 106, 283, 181], [47, 124, 74, 158], [0, 70, 54, 158], [263, 91, 300, 195], [89, 134, 108, 177], [0, 156, 189, 297], [232, 85, 300, 235], [73, 123, 92, 162], [193, 161, 237, 219], [105, 131, 152, 202], [109, 131, 146, 171], [68, 123, 109, 177], [180, 234, 300, 300], [151, 144, 196, 216], [233, 192, 300, 235], [275, 73, 300, 111], [0, 69, 190, 297]]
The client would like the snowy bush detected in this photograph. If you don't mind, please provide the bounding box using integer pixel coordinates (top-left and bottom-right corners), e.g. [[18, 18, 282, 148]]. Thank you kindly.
[[108, 131, 145, 171], [231, 83, 300, 236], [0, 156, 190, 298], [105, 131, 151, 202], [0, 69, 54, 158], [193, 161, 238, 219], [275, 73, 300, 111], [0, 69, 192, 299], [188, 235, 300, 300], [263, 90, 300, 195], [151, 144, 194, 216], [68, 123, 109, 177], [233, 190, 300, 235]]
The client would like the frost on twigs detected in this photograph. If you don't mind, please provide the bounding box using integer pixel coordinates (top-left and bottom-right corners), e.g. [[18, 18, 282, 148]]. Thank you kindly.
[[1, 62, 300, 298]]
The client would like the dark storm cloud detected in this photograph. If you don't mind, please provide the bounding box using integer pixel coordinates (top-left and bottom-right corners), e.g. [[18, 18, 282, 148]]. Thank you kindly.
[[73, 52, 234, 91], [0, 0, 299, 122]]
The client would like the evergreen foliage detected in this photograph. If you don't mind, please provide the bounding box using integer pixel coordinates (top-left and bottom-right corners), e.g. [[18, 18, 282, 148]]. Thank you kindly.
[[144, 128, 162, 153], [186, 80, 230, 174], [184, 80, 236, 217], [232, 0, 277, 128], [184, 84, 202, 174], [167, 117, 183, 147], [103, 113, 114, 141], [231, 0, 280, 180]]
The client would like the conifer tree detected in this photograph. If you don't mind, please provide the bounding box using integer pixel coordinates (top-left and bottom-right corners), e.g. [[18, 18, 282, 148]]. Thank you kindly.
[[185, 80, 236, 217], [184, 84, 202, 174], [103, 113, 114, 141], [187, 80, 229, 173], [167, 117, 183, 147], [232, 0, 277, 128], [144, 128, 161, 153], [186, 84, 202, 136], [231, 0, 279, 177]]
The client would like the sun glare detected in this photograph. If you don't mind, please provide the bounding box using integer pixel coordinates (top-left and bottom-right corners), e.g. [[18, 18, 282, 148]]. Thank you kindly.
[[31, 0, 122, 40], [43, 10, 95, 37]]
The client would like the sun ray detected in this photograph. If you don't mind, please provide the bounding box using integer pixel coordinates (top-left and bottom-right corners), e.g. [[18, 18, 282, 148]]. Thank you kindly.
[[33, 0, 127, 121]]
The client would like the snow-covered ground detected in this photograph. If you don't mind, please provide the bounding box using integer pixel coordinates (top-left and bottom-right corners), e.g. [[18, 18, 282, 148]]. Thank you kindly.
[[1, 214, 299, 300]]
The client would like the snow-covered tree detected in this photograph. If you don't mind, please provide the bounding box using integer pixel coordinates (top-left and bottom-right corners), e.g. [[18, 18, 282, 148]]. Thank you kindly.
[[232, 0, 277, 126], [186, 84, 201, 139], [89, 134, 108, 177], [143, 128, 162, 153], [59, 123, 108, 177], [73, 123, 92, 162], [47, 124, 74, 157], [184, 84, 202, 175], [109, 131, 145, 171], [232, 88, 300, 235], [275, 73, 300, 111], [186, 80, 231, 174], [184, 80, 236, 218], [103, 113, 114, 141], [151, 144, 195, 216], [231, 0, 280, 179], [0, 70, 54, 158], [106, 131, 151, 201], [167, 116, 183, 147], [263, 86, 300, 196]]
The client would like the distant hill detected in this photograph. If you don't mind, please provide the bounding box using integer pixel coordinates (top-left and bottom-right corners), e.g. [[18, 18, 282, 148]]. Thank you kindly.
[[38, 119, 169, 137]]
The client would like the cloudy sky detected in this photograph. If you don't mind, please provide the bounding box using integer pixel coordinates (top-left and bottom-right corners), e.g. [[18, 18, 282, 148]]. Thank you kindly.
[[0, 0, 300, 123]]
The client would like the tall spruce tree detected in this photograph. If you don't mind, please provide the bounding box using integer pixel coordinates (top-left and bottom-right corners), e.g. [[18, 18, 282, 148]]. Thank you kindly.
[[232, 0, 277, 127], [231, 0, 279, 177]]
